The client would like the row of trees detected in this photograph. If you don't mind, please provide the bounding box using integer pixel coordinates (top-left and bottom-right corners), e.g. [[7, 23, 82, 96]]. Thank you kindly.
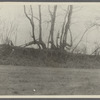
[[1, 5, 100, 55], [23, 5, 73, 51], [22, 5, 99, 55]]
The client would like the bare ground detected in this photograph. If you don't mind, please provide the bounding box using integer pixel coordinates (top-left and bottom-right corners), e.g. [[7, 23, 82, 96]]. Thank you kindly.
[[0, 65, 100, 95]]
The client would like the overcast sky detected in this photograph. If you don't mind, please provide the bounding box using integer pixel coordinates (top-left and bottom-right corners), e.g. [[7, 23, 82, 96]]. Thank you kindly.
[[0, 3, 100, 53]]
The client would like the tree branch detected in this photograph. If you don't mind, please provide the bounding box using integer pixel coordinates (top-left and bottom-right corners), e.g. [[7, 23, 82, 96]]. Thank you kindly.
[[24, 5, 31, 23], [72, 24, 95, 53], [48, 5, 53, 17]]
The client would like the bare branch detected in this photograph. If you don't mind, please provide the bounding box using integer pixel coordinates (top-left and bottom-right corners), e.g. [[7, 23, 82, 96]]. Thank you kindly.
[[24, 5, 36, 41], [63, 5, 73, 48], [72, 24, 95, 53], [24, 5, 31, 23], [60, 6, 69, 45], [48, 5, 53, 17], [28, 14, 40, 21], [39, 5, 42, 41], [48, 5, 57, 49], [91, 46, 100, 55]]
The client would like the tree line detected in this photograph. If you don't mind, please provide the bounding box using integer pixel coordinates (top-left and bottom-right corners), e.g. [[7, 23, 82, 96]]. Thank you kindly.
[[1, 5, 100, 55]]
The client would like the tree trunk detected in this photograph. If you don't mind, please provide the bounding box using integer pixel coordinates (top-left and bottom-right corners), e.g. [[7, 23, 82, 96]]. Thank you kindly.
[[60, 5, 73, 50], [38, 5, 46, 49], [63, 5, 73, 49], [24, 5, 46, 49], [48, 5, 57, 49]]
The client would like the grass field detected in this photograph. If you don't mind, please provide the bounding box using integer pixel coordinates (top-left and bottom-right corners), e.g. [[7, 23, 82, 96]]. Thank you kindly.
[[0, 45, 100, 95], [0, 65, 100, 95]]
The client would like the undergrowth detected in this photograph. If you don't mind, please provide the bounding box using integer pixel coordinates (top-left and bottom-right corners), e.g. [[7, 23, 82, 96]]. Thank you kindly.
[[0, 44, 100, 69]]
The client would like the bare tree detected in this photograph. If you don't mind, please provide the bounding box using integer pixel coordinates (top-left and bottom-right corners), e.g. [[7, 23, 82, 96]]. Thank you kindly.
[[24, 5, 36, 42], [60, 6, 69, 49], [59, 5, 73, 50], [48, 5, 57, 49], [23, 5, 46, 49], [91, 42, 100, 55], [0, 20, 18, 46], [38, 5, 46, 49]]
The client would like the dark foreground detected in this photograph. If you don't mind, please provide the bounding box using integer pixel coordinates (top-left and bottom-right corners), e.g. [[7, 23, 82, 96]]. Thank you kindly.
[[0, 65, 100, 95]]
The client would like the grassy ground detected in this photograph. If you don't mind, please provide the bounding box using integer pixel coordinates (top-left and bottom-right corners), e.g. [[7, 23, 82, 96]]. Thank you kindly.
[[0, 65, 100, 95], [0, 45, 100, 95]]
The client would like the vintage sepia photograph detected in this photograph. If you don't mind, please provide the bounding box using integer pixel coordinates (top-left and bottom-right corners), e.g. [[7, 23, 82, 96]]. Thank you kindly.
[[0, 2, 100, 95]]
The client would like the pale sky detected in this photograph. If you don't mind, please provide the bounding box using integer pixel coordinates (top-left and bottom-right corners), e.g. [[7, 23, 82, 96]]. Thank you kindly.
[[0, 4, 100, 53]]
